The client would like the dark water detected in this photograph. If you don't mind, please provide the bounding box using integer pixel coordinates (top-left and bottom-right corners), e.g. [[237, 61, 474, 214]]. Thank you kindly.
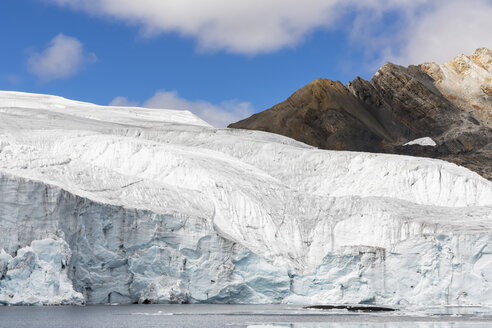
[[1, 304, 492, 328]]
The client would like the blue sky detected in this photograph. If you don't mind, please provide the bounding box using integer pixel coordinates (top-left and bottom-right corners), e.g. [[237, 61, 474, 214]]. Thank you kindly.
[[1, 0, 491, 126]]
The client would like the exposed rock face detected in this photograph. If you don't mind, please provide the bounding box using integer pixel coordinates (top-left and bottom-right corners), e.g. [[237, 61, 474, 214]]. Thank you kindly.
[[229, 48, 492, 180], [421, 47, 492, 127], [229, 80, 390, 152]]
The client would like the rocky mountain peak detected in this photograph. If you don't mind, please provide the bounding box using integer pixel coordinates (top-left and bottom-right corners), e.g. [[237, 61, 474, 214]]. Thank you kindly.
[[470, 47, 491, 71], [420, 47, 491, 127], [229, 48, 492, 180]]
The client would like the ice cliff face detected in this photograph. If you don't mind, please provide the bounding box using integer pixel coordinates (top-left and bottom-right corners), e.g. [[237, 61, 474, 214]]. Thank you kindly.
[[0, 238, 84, 305], [0, 91, 491, 306]]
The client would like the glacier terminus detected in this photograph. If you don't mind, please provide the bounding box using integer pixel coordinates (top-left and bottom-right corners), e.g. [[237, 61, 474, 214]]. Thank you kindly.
[[0, 91, 491, 306]]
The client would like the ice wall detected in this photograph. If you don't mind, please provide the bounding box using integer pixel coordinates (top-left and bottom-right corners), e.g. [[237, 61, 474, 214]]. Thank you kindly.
[[0, 91, 491, 306], [0, 238, 84, 305]]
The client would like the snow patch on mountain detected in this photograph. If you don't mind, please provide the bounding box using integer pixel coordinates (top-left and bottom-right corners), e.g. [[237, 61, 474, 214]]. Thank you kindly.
[[404, 137, 437, 147]]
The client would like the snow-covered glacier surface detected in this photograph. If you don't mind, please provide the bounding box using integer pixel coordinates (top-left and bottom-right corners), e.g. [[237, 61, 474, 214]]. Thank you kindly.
[[0, 91, 491, 306]]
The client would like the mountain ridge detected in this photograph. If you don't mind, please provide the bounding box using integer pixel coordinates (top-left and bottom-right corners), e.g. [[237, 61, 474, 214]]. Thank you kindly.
[[229, 48, 492, 180]]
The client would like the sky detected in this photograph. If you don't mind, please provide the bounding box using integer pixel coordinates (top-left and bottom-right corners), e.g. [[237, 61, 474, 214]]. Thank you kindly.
[[1, 0, 491, 127]]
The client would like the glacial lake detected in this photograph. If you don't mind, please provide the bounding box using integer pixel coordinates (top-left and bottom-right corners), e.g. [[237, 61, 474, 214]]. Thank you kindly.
[[1, 304, 492, 328]]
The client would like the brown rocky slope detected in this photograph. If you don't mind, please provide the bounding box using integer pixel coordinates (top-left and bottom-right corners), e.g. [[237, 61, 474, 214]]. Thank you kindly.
[[229, 48, 492, 180]]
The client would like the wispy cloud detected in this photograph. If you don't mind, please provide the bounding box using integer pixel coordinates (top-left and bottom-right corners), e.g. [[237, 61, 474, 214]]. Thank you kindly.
[[109, 96, 139, 107], [27, 33, 97, 81], [109, 91, 255, 128], [42, 0, 343, 55], [392, 0, 492, 65], [346, 0, 492, 67], [42, 1, 492, 65]]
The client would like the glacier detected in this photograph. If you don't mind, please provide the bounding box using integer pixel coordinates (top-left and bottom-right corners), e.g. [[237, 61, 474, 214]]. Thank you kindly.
[[0, 90, 491, 306]]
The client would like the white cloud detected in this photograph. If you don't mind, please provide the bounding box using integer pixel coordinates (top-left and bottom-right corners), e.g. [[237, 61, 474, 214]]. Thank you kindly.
[[27, 34, 97, 81], [109, 96, 139, 107], [394, 0, 492, 65], [42, 0, 342, 54], [346, 0, 492, 67], [42, 1, 492, 65], [109, 91, 254, 128]]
